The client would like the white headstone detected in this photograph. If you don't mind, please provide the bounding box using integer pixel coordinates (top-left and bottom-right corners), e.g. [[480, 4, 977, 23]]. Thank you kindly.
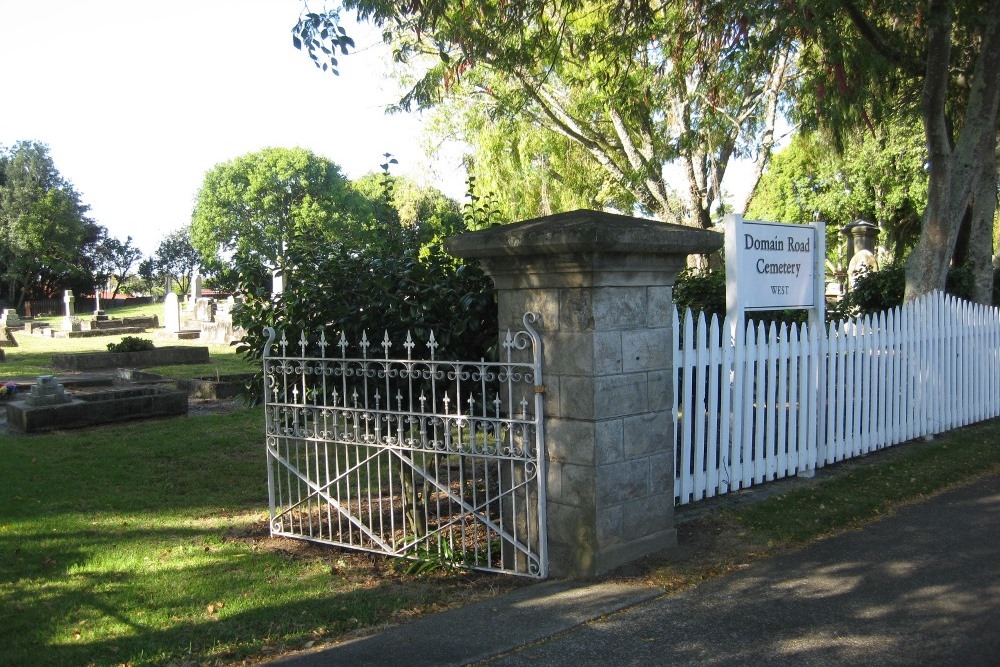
[[63, 290, 75, 317], [191, 273, 203, 301], [164, 292, 180, 333], [1, 309, 21, 327]]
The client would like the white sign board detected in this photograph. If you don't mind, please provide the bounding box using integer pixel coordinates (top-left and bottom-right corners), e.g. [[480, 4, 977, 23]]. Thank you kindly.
[[725, 215, 825, 325]]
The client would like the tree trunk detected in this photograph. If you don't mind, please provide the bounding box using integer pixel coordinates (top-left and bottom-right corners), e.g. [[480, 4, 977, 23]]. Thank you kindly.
[[969, 142, 999, 304], [904, 2, 1000, 301]]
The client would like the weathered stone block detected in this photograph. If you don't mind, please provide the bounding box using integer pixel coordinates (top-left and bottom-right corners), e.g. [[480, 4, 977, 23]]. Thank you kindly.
[[597, 505, 624, 546], [622, 493, 672, 541], [546, 460, 562, 500], [558, 462, 597, 507], [622, 328, 670, 373], [623, 411, 671, 458], [544, 332, 595, 375], [497, 289, 560, 332], [649, 451, 673, 495], [647, 285, 674, 328], [595, 458, 650, 506], [647, 370, 672, 412], [593, 374, 648, 419], [595, 418, 624, 465], [594, 331, 623, 375], [542, 379, 561, 418], [593, 287, 646, 329], [545, 417, 597, 465], [559, 289, 594, 331], [546, 500, 597, 549], [559, 376, 595, 419]]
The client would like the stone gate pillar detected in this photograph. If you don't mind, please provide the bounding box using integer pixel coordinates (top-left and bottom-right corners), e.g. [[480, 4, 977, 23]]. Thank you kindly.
[[447, 210, 723, 577]]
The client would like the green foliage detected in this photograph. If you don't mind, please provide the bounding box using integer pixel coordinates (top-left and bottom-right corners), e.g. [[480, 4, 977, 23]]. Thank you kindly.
[[233, 216, 496, 404], [106, 336, 155, 353], [442, 105, 636, 222], [351, 172, 466, 246], [310, 0, 792, 227], [191, 147, 369, 291], [838, 259, 999, 317], [748, 121, 928, 265], [838, 261, 906, 317], [148, 226, 201, 295], [673, 269, 727, 320], [92, 233, 143, 299], [0, 141, 102, 307]]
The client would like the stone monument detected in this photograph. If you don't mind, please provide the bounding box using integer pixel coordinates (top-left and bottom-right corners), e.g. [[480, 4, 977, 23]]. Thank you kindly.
[[164, 292, 181, 333], [191, 273, 203, 301], [61, 290, 81, 332], [24, 375, 72, 407], [0, 309, 21, 329]]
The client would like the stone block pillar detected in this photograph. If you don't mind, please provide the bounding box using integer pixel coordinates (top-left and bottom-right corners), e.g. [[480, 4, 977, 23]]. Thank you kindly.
[[447, 210, 723, 577]]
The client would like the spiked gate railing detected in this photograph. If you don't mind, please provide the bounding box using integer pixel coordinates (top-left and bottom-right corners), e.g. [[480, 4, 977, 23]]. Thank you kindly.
[[262, 313, 547, 578]]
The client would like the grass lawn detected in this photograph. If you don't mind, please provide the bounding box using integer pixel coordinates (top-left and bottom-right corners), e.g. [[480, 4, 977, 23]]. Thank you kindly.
[[0, 411, 513, 667], [4, 315, 1000, 665], [3, 325, 254, 380]]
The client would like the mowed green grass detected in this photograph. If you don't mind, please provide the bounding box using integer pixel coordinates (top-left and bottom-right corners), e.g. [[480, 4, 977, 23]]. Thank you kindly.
[[735, 421, 1000, 541], [3, 317, 254, 381], [0, 320, 498, 666], [0, 411, 498, 667]]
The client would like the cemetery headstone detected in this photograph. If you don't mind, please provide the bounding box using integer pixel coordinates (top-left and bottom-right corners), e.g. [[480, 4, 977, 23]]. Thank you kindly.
[[0, 309, 21, 328], [164, 292, 180, 333], [24, 375, 72, 407], [191, 273, 203, 301], [61, 291, 81, 332]]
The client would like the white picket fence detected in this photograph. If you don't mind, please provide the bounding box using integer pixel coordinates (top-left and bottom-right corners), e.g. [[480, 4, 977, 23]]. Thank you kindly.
[[673, 290, 1000, 505]]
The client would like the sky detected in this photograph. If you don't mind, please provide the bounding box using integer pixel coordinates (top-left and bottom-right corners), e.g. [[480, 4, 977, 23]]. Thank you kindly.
[[0, 0, 466, 255], [0, 0, 763, 260]]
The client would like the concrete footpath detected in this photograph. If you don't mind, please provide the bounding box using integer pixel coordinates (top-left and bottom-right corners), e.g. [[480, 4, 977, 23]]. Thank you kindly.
[[271, 472, 1000, 667]]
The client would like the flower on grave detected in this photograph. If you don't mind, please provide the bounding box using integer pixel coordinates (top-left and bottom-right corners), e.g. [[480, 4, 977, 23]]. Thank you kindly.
[[0, 381, 15, 398]]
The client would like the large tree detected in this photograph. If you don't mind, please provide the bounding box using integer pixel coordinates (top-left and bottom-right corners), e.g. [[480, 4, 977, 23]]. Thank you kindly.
[[92, 233, 143, 300], [791, 0, 1000, 301], [295, 0, 792, 228], [147, 226, 201, 296], [748, 116, 928, 263], [0, 141, 101, 308], [191, 147, 369, 289]]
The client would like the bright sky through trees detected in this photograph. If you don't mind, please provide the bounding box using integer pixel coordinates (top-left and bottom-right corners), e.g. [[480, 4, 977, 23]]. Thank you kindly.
[[0, 0, 466, 254]]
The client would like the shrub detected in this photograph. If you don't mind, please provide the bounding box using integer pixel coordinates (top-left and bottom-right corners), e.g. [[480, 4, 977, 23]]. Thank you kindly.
[[107, 337, 155, 353], [840, 260, 997, 317], [673, 268, 726, 319], [233, 225, 496, 404]]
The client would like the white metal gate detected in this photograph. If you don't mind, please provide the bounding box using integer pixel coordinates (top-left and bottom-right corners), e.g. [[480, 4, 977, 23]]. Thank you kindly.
[[263, 313, 547, 577]]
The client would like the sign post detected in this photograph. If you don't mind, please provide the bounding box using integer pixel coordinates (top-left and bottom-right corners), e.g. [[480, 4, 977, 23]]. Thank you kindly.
[[725, 214, 826, 476], [725, 214, 825, 334]]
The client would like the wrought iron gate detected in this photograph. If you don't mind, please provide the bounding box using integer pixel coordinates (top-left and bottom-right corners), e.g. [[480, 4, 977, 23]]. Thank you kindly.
[[263, 313, 547, 578]]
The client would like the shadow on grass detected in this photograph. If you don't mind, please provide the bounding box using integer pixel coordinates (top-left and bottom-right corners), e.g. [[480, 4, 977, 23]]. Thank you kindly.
[[1, 515, 488, 667]]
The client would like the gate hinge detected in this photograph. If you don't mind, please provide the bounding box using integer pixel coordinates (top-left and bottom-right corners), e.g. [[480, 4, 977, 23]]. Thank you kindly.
[[534, 385, 546, 395]]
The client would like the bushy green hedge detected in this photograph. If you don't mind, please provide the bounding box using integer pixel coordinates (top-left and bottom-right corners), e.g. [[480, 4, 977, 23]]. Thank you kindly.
[[233, 224, 496, 403]]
